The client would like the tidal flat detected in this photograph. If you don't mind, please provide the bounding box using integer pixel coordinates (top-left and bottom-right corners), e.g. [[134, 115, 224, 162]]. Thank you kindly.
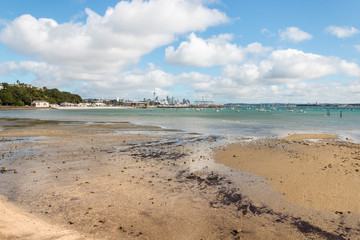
[[0, 118, 359, 239]]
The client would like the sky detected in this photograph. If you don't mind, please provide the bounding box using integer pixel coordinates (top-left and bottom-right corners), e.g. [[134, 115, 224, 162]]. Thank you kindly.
[[1, 0, 360, 103]]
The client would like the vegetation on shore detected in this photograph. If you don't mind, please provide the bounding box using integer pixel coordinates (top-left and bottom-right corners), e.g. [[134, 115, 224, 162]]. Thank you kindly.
[[0, 82, 82, 106]]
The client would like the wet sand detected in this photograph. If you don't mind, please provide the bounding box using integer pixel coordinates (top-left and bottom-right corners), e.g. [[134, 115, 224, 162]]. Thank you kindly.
[[0, 120, 359, 239], [215, 134, 360, 214]]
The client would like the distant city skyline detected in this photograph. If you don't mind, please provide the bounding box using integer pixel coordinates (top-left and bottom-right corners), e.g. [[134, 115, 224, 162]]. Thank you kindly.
[[1, 0, 360, 103]]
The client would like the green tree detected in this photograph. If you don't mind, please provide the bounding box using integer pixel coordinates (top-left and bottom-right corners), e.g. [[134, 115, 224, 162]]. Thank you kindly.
[[0, 83, 82, 106]]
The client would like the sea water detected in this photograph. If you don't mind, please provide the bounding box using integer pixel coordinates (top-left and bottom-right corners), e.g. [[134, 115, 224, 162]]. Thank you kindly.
[[1, 107, 359, 142]]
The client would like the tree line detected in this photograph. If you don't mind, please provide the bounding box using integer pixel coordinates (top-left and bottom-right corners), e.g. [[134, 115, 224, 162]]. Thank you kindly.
[[0, 83, 82, 106]]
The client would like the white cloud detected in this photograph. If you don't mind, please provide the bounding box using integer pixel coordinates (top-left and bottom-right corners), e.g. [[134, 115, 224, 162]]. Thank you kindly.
[[179, 47, 360, 102], [178, 71, 213, 83], [222, 64, 260, 85], [262, 49, 360, 82], [165, 33, 246, 67], [279, 27, 312, 43], [0, 0, 228, 93], [245, 42, 273, 55], [325, 26, 359, 38], [220, 49, 360, 85], [189, 77, 360, 103], [183, 48, 360, 102], [166, 33, 272, 67], [1, 0, 228, 69]]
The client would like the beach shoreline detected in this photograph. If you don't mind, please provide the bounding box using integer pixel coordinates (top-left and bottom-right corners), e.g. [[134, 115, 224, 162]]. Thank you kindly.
[[0, 119, 359, 239]]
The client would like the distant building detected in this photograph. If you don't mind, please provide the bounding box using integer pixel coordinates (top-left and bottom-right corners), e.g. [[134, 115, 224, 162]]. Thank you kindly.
[[60, 102, 76, 107], [194, 97, 214, 106], [93, 102, 106, 107], [78, 103, 91, 107], [31, 100, 50, 108]]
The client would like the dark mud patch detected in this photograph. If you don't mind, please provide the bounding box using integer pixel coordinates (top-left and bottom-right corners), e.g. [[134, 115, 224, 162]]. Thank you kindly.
[[211, 188, 350, 239], [116, 136, 211, 161], [177, 169, 354, 240], [131, 150, 186, 161], [291, 220, 346, 240], [210, 188, 270, 216], [184, 172, 227, 186]]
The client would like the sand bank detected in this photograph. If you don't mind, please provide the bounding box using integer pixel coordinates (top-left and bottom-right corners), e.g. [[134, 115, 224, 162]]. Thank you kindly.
[[215, 135, 360, 214], [0, 120, 359, 239]]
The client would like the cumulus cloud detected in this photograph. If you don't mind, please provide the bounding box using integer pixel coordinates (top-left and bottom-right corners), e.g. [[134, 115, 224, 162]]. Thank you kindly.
[[0, 0, 228, 94], [325, 26, 359, 38], [189, 76, 360, 103], [167, 47, 360, 102], [279, 27, 312, 43], [166, 33, 272, 67], [245, 42, 273, 55], [182, 48, 360, 101], [165, 33, 245, 67], [262, 49, 360, 82], [221, 49, 360, 85], [222, 64, 260, 85]]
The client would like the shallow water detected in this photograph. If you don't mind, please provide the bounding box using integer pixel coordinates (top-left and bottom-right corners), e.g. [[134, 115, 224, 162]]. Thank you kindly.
[[1, 107, 360, 141]]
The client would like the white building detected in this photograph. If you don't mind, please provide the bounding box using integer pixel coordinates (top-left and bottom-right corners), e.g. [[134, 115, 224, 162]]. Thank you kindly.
[[31, 100, 50, 108], [60, 102, 76, 107], [93, 102, 106, 107]]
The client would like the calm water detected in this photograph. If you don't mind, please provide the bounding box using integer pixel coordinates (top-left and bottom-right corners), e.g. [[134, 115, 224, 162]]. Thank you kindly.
[[1, 107, 360, 142]]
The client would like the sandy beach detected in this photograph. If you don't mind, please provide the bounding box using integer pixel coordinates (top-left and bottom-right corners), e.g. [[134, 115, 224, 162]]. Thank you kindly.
[[0, 119, 359, 239]]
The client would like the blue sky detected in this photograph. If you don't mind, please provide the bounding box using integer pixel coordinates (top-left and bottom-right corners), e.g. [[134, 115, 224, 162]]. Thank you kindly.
[[1, 0, 360, 103]]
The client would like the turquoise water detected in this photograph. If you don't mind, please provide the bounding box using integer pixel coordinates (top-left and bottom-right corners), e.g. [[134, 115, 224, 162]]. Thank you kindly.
[[1, 107, 359, 141]]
